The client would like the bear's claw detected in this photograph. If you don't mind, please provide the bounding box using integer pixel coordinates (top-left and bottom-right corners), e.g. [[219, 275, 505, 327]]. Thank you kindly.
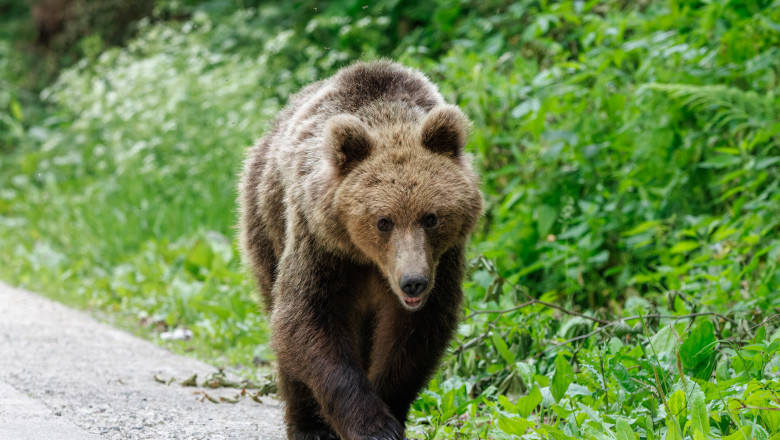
[[357, 414, 405, 440]]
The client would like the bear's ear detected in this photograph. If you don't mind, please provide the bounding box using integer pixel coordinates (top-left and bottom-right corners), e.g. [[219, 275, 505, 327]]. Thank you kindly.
[[420, 105, 471, 158], [326, 114, 374, 175]]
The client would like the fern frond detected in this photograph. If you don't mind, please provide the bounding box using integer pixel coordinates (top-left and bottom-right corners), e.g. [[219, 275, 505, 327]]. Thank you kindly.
[[640, 83, 778, 132]]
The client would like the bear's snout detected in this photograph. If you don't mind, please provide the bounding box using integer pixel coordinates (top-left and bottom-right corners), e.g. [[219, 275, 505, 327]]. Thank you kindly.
[[399, 274, 428, 297]]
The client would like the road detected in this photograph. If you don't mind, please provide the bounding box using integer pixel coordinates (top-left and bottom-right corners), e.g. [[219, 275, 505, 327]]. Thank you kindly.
[[0, 281, 285, 440]]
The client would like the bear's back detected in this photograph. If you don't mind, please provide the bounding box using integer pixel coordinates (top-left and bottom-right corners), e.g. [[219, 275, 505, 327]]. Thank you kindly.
[[275, 60, 445, 148], [327, 60, 443, 113]]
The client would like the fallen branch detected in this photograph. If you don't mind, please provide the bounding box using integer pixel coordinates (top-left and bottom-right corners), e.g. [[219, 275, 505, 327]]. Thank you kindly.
[[533, 312, 736, 358]]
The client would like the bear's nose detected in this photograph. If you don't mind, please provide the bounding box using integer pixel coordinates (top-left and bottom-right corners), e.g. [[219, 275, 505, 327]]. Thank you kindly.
[[400, 275, 428, 297]]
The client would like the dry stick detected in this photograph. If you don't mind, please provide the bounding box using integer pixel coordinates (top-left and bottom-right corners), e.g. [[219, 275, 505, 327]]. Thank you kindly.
[[533, 312, 735, 358], [480, 269, 611, 325], [636, 312, 738, 326], [735, 403, 780, 412], [465, 300, 536, 319], [475, 263, 740, 327], [468, 262, 741, 359], [600, 350, 609, 411], [535, 321, 622, 358], [530, 297, 610, 325], [750, 312, 780, 331], [456, 320, 499, 352]]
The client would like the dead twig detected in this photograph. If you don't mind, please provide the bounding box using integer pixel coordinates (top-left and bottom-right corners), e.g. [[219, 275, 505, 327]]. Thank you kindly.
[[533, 312, 736, 358]]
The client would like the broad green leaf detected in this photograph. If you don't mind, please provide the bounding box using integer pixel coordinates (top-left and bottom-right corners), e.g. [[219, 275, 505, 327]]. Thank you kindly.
[[551, 354, 575, 402], [492, 332, 516, 364], [645, 415, 657, 440], [746, 421, 770, 440], [760, 401, 780, 433], [566, 383, 592, 397], [498, 394, 516, 412], [723, 427, 752, 440], [498, 413, 534, 435], [517, 386, 542, 418], [515, 361, 535, 388], [185, 239, 214, 271], [753, 325, 767, 344], [608, 336, 625, 353], [540, 424, 578, 440], [537, 204, 558, 236], [622, 220, 661, 237], [613, 363, 637, 392], [10, 98, 23, 121], [583, 423, 616, 440], [689, 390, 710, 438], [716, 359, 731, 381], [576, 402, 614, 435], [616, 418, 634, 440], [680, 320, 717, 379], [666, 389, 686, 416], [665, 416, 682, 440], [650, 326, 679, 360]]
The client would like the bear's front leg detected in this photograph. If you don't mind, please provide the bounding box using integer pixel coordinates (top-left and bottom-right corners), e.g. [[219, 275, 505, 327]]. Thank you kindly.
[[272, 253, 405, 440], [277, 377, 338, 440]]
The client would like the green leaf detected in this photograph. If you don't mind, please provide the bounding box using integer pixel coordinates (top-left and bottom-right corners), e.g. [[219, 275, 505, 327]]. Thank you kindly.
[[10, 98, 23, 121], [517, 386, 542, 418], [666, 389, 686, 416], [551, 354, 575, 402], [665, 416, 683, 440], [645, 414, 657, 440], [583, 423, 617, 440], [577, 402, 604, 425], [498, 394, 516, 412], [650, 326, 679, 360], [689, 390, 710, 437], [670, 241, 700, 254], [613, 363, 637, 392], [537, 204, 558, 236], [540, 424, 579, 440], [186, 239, 214, 270], [723, 426, 752, 440], [622, 220, 661, 236], [498, 413, 534, 435], [515, 361, 535, 388], [492, 332, 516, 364], [616, 418, 635, 440], [753, 325, 767, 344], [680, 320, 717, 379]]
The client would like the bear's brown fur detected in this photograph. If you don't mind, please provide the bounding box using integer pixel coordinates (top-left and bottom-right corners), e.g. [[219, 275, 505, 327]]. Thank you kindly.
[[238, 60, 482, 440]]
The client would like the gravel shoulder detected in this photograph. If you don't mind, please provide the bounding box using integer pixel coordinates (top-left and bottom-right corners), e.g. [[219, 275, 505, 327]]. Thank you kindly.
[[0, 281, 285, 440]]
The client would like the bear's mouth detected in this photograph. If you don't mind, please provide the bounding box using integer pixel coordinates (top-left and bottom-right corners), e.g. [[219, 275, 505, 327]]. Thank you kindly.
[[402, 296, 423, 309]]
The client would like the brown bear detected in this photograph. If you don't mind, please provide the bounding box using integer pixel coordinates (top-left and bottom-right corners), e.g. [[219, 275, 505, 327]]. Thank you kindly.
[[238, 60, 482, 440]]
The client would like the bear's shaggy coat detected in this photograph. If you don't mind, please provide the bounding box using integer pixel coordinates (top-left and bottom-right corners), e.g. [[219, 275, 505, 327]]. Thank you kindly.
[[239, 60, 482, 440]]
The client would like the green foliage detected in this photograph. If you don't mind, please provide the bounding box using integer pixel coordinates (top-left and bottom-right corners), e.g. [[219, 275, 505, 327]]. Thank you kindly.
[[2, 0, 780, 438]]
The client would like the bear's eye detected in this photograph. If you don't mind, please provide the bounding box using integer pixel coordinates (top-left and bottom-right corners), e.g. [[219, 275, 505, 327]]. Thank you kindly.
[[423, 214, 438, 228], [377, 218, 392, 232]]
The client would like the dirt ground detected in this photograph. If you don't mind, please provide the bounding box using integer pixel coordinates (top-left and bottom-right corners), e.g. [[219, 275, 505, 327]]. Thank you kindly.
[[0, 282, 285, 440]]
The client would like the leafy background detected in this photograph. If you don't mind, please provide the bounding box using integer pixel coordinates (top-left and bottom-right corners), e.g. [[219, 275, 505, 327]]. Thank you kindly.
[[1, 0, 780, 438]]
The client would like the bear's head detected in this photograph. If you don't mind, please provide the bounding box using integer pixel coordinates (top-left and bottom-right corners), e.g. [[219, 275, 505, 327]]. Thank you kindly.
[[329, 105, 483, 311]]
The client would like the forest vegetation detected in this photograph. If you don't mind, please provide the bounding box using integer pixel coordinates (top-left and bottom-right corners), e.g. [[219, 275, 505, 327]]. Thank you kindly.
[[1, 0, 779, 438]]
